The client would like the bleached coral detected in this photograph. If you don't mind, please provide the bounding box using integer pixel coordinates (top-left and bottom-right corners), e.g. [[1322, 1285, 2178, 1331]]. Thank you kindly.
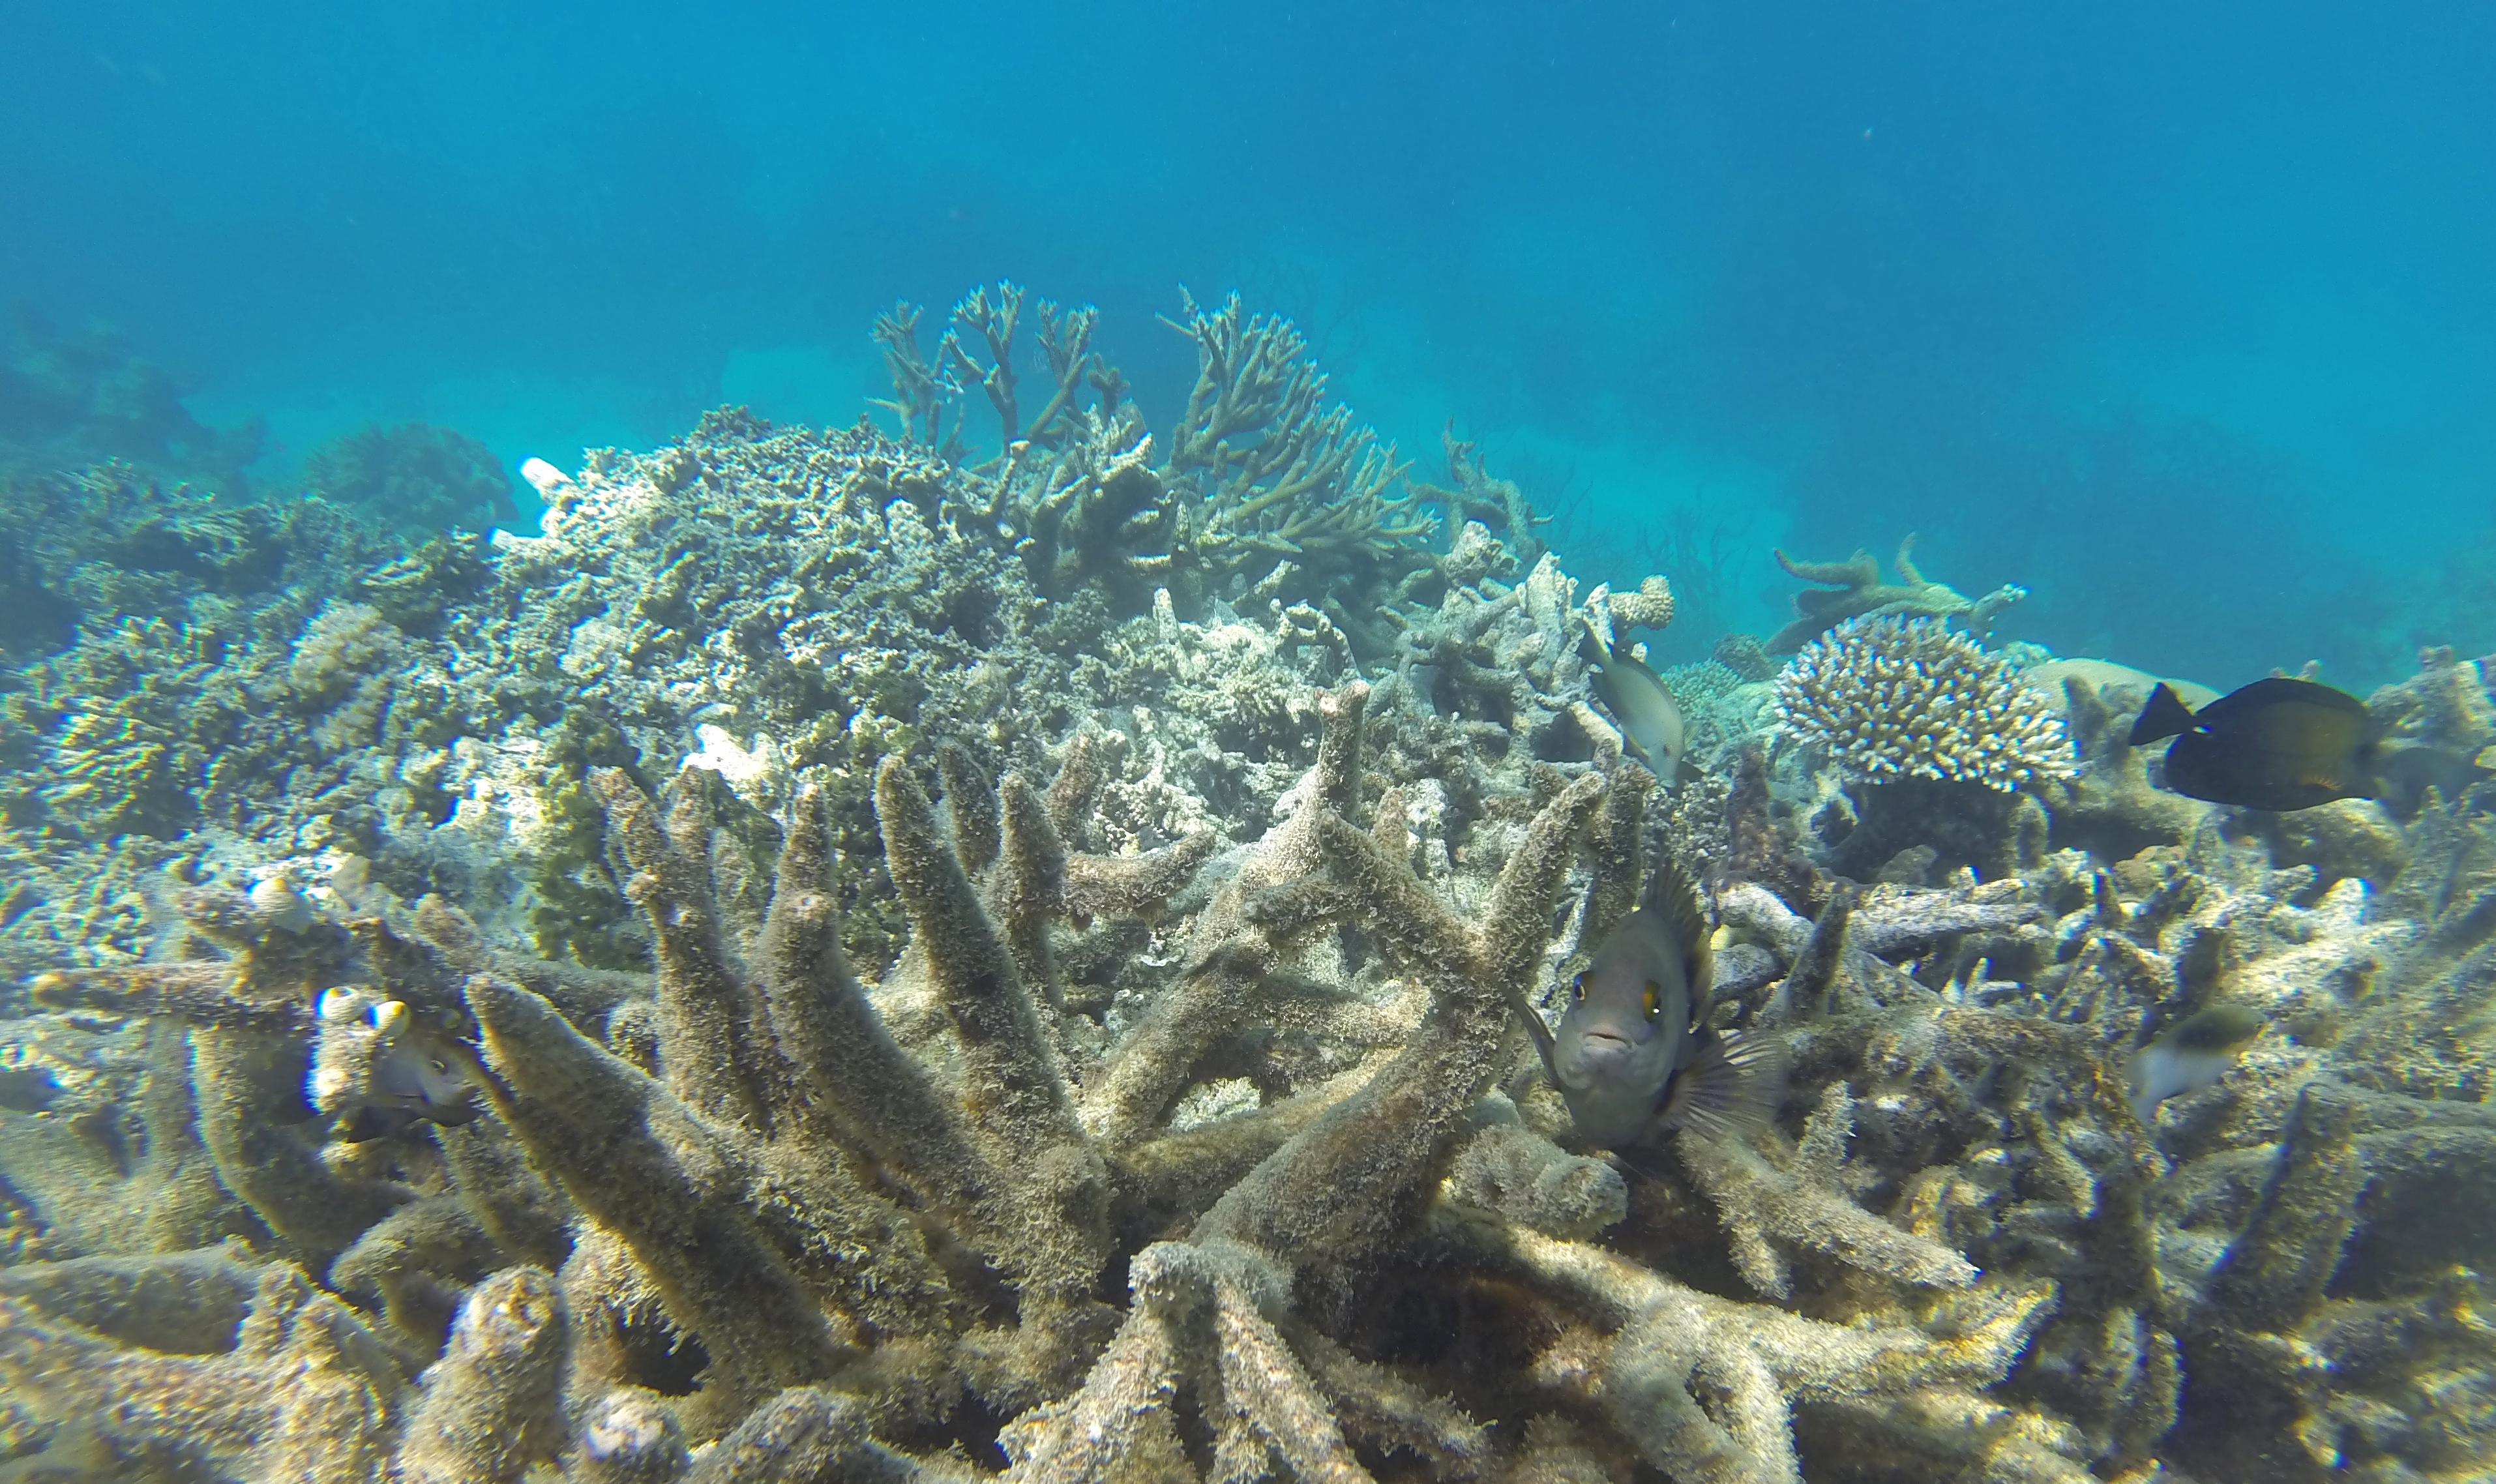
[[1774, 614, 2076, 792]]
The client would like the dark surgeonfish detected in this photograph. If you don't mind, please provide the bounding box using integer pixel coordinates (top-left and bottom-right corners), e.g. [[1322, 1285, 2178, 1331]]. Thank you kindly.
[[2129, 677, 2381, 812], [1507, 853, 1781, 1149], [1589, 648, 1687, 779]]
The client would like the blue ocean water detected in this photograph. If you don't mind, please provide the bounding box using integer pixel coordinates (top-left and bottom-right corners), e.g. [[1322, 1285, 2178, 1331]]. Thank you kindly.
[[5, 1, 2492, 686]]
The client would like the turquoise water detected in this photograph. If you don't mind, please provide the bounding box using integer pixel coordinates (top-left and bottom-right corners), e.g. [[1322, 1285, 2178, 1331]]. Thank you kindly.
[[8, 3, 2492, 685]]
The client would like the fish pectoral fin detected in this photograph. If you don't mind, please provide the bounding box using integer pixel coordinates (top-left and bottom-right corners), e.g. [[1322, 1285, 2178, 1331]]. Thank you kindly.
[[1659, 1026, 1787, 1141], [1502, 985, 1563, 1085]]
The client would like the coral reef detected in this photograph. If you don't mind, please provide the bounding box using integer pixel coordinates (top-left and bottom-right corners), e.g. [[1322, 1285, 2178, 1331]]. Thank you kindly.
[[872, 283, 1444, 624], [301, 421, 520, 535], [1774, 615, 2075, 794], [1766, 534, 2028, 653], [1772, 614, 2074, 882], [0, 310, 266, 494], [1408, 423, 1552, 569], [7, 685, 2053, 1483], [3, 281, 2495, 1484], [0, 461, 393, 662]]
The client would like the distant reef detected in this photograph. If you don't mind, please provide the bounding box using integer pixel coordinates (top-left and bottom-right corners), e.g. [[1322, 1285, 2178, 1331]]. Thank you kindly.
[[1, 283, 2492, 1484], [1, 310, 265, 495]]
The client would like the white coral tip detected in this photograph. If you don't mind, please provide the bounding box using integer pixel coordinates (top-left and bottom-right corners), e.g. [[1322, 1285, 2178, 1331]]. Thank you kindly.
[[520, 457, 574, 497]]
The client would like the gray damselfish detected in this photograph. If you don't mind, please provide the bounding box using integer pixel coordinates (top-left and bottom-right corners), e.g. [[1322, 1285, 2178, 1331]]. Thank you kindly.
[[1508, 852, 1780, 1149], [1590, 649, 1687, 779]]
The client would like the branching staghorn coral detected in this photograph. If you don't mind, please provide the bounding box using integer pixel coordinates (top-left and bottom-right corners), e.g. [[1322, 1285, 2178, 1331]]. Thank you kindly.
[[1441, 1217, 2053, 1484], [0, 1244, 567, 1483], [7, 685, 1665, 1480], [1157, 288, 1422, 566], [1766, 534, 2027, 653], [1013, 689, 1615, 1478], [1691, 754, 2496, 1482], [20, 880, 624, 1274], [1407, 422, 1553, 568], [3, 666, 2090, 1483], [1676, 1082, 1980, 1299], [13, 288, 2496, 1484], [870, 283, 1439, 617]]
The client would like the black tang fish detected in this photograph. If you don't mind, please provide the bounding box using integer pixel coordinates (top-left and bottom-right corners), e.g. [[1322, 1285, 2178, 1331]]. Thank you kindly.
[[2129, 677, 2379, 812], [1507, 852, 1780, 1149]]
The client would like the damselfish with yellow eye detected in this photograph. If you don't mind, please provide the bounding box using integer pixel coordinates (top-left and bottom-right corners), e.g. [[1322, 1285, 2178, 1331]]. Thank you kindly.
[[1510, 851, 1780, 1150]]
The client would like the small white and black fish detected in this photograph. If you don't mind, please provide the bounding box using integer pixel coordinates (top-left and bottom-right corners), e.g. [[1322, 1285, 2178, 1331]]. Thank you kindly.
[[1590, 647, 1687, 780], [1509, 853, 1781, 1149], [311, 987, 485, 1142], [2126, 1003, 2263, 1125]]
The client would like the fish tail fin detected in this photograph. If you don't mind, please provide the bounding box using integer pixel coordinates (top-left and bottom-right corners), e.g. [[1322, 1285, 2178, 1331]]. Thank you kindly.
[[1575, 614, 1614, 668], [1661, 1026, 1787, 1140], [2128, 683, 2197, 747]]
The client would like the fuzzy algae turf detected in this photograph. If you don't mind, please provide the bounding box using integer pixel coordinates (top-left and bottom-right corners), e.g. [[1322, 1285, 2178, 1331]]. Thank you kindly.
[[2, 284, 2496, 1482]]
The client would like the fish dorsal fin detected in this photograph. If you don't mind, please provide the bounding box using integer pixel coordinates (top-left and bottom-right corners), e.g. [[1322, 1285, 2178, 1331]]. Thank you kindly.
[[2129, 683, 2199, 747], [2200, 676, 2369, 726], [1608, 649, 1669, 690], [1641, 850, 1714, 1005]]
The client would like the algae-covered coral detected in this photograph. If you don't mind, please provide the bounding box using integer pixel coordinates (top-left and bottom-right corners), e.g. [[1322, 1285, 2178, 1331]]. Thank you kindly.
[[3, 284, 2495, 1484]]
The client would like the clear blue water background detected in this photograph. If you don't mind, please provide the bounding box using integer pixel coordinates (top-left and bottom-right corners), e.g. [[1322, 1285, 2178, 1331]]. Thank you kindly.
[[6, 1, 2492, 688]]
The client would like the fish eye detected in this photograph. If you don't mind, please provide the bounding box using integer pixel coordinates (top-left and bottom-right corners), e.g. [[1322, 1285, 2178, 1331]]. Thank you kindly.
[[1641, 981, 1661, 1020], [1570, 973, 1586, 1002], [430, 1058, 449, 1074]]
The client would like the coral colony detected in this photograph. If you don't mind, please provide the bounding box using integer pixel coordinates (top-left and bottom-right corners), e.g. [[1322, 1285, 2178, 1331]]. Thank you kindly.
[[3, 284, 2493, 1483]]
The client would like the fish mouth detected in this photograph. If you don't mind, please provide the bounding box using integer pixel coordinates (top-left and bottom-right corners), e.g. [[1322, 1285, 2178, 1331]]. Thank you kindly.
[[1580, 1029, 1634, 1054]]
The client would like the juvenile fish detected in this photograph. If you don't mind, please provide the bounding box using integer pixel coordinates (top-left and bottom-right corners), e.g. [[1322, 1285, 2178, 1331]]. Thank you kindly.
[[2126, 1003, 2263, 1125], [1509, 853, 1780, 1148], [312, 988, 484, 1142]]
